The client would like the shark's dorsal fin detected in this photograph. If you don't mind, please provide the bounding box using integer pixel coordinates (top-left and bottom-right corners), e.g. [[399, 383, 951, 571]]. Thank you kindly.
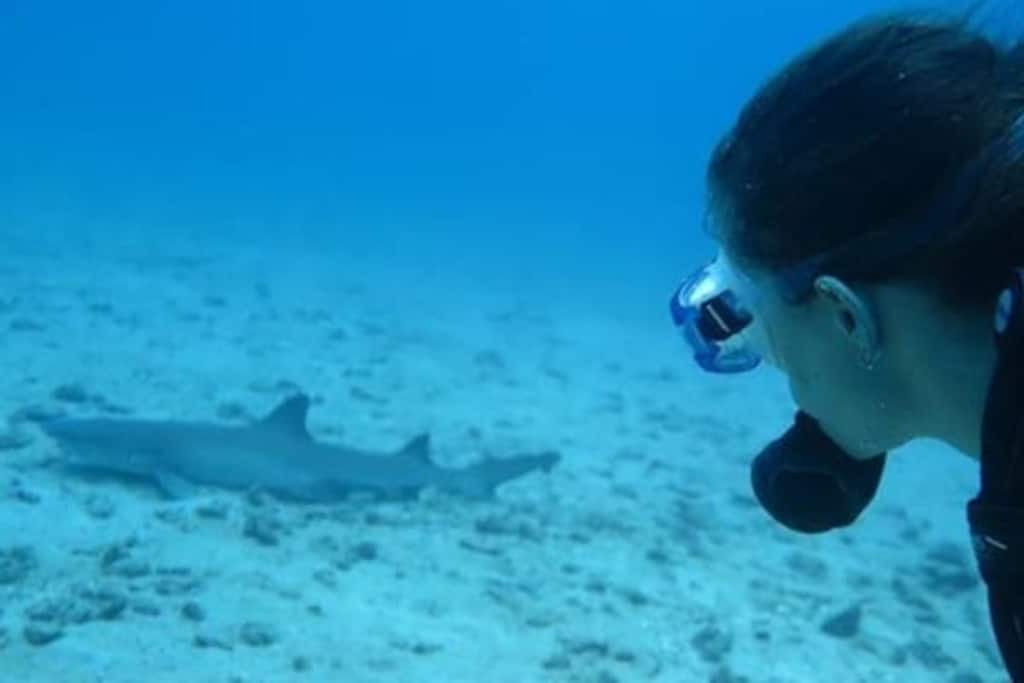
[[395, 433, 432, 463], [259, 394, 311, 439]]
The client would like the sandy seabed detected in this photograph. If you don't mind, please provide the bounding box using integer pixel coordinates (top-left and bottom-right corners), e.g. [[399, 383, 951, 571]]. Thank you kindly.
[[0, 231, 1008, 683]]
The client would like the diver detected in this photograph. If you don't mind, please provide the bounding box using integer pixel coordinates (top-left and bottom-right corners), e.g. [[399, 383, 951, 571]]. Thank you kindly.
[[671, 11, 1024, 680]]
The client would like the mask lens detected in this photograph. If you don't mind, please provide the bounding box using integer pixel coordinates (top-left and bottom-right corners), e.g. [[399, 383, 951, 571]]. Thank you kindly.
[[670, 258, 764, 373]]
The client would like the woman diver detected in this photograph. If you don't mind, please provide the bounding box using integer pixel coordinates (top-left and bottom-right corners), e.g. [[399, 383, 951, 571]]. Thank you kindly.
[[671, 10, 1024, 679]]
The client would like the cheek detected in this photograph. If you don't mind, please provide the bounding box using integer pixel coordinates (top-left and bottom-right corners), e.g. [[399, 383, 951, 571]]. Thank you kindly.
[[758, 297, 868, 419], [786, 353, 895, 456], [774, 330, 853, 420], [818, 401, 893, 458], [769, 321, 830, 391], [755, 297, 901, 456], [785, 365, 832, 417]]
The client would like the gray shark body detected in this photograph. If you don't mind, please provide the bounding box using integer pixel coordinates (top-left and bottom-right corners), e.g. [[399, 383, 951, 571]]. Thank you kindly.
[[40, 394, 559, 502]]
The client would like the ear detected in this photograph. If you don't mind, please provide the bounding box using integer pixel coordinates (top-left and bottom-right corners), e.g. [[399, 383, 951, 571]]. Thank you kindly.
[[813, 276, 881, 368]]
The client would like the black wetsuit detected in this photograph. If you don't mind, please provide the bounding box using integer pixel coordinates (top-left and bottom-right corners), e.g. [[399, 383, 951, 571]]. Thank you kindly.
[[969, 270, 1024, 680]]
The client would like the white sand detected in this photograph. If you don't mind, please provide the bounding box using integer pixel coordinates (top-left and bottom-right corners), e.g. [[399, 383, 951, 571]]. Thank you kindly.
[[0, 230, 1008, 682]]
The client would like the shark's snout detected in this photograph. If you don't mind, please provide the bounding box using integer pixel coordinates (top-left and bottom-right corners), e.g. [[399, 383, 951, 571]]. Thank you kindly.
[[39, 417, 132, 453], [39, 421, 84, 450], [39, 418, 99, 456], [39, 417, 107, 445], [536, 451, 561, 472], [39, 418, 74, 438]]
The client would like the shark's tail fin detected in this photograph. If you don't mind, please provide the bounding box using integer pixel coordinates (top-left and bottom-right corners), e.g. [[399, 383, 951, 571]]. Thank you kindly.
[[449, 451, 560, 500]]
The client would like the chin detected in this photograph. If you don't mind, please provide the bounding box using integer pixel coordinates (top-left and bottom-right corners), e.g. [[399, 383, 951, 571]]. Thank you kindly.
[[815, 416, 888, 459]]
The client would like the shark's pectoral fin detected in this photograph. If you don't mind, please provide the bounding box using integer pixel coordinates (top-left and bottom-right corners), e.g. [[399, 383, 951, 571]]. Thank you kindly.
[[395, 433, 432, 464], [155, 471, 199, 499], [259, 394, 312, 440]]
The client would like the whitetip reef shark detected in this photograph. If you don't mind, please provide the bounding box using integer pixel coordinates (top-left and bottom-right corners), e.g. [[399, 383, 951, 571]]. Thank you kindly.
[[39, 393, 560, 502]]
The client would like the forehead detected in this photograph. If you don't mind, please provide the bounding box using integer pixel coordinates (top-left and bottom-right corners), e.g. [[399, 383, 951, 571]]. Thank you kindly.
[[707, 207, 764, 274], [716, 247, 812, 355], [719, 242, 773, 294], [706, 202, 822, 304]]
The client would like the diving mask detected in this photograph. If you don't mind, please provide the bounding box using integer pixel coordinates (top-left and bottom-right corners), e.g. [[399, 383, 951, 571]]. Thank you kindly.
[[669, 252, 772, 373]]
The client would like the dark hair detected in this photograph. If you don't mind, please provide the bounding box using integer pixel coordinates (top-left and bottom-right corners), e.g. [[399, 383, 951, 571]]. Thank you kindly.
[[707, 9, 1024, 306]]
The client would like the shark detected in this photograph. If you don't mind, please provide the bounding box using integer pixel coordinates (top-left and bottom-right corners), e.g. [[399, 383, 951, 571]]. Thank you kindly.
[[38, 393, 560, 503]]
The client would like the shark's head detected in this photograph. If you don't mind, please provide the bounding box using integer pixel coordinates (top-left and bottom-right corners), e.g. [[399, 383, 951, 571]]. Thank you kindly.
[[40, 417, 168, 475]]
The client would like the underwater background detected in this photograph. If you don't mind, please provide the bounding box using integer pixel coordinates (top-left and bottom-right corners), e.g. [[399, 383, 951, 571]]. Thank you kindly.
[[0, 0, 1014, 681]]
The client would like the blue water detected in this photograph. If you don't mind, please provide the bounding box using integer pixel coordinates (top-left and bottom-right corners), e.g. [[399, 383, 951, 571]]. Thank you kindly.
[[3, 0, 942, 293], [0, 1, 1017, 681]]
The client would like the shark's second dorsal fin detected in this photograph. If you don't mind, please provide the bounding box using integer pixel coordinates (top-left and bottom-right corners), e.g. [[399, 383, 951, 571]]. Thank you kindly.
[[260, 394, 311, 439], [395, 433, 432, 464]]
